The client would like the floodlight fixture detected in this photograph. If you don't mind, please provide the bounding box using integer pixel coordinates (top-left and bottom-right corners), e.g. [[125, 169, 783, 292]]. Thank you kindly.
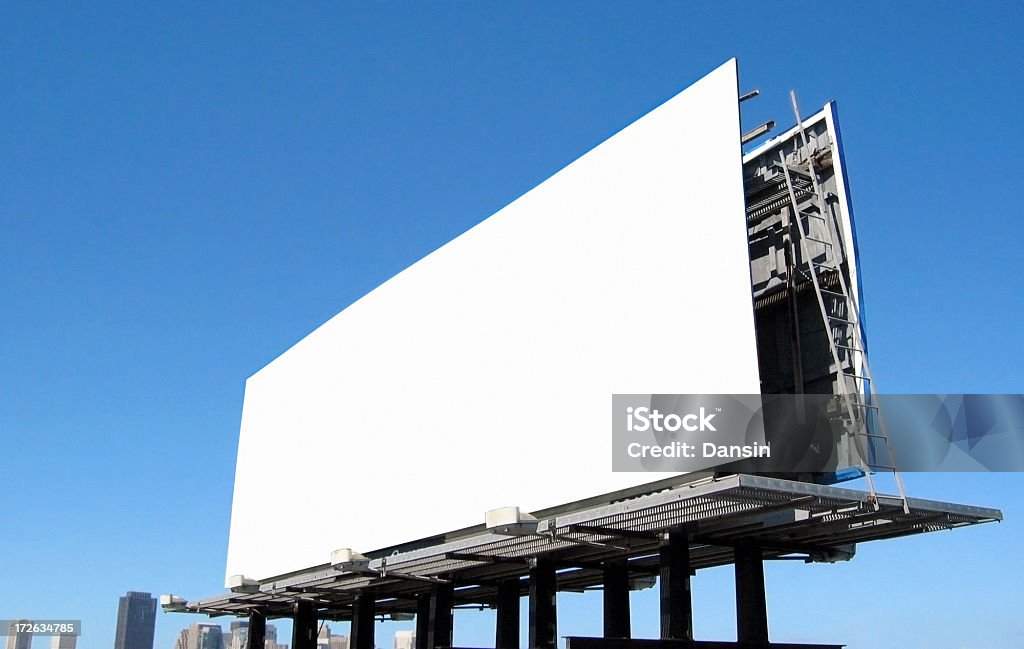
[[160, 594, 187, 612], [485, 506, 539, 535], [808, 544, 856, 564], [227, 574, 261, 594], [331, 548, 371, 572], [629, 575, 657, 591]]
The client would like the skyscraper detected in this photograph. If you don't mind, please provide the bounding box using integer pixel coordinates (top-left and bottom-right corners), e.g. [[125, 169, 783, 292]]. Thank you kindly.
[[207, 623, 285, 649], [264, 625, 284, 649], [225, 622, 248, 649], [314, 625, 347, 649], [51, 633, 77, 649], [114, 591, 157, 649], [392, 631, 413, 649], [172, 624, 223, 649], [5, 621, 31, 649]]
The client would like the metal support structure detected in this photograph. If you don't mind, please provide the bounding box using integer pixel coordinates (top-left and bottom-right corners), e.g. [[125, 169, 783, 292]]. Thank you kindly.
[[496, 579, 520, 649], [416, 592, 432, 649], [658, 529, 692, 641], [291, 600, 318, 649], [566, 638, 842, 649], [741, 120, 775, 145], [783, 90, 908, 512], [351, 594, 376, 649], [602, 559, 631, 639], [529, 558, 558, 649], [779, 153, 867, 476], [427, 583, 454, 649], [734, 546, 768, 646], [780, 205, 805, 400], [166, 475, 1000, 628], [739, 89, 761, 103], [245, 611, 266, 649]]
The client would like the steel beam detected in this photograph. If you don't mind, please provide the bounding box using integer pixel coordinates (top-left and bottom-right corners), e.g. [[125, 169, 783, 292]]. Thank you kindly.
[[602, 559, 630, 639], [741, 120, 775, 145], [291, 600, 318, 649], [529, 558, 557, 649], [658, 529, 692, 641], [568, 524, 660, 541], [565, 638, 841, 649], [734, 546, 768, 646], [351, 594, 376, 649], [446, 552, 530, 566]]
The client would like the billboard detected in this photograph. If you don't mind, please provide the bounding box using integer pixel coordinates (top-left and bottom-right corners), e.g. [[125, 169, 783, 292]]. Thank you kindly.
[[225, 59, 761, 582]]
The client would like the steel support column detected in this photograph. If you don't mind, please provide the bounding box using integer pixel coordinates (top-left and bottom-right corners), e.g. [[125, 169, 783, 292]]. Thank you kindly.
[[496, 579, 520, 649], [529, 558, 557, 649], [416, 592, 432, 649], [602, 559, 631, 639], [734, 545, 768, 646], [428, 583, 454, 649], [291, 600, 318, 649], [659, 529, 692, 641], [351, 594, 376, 649], [245, 611, 266, 649]]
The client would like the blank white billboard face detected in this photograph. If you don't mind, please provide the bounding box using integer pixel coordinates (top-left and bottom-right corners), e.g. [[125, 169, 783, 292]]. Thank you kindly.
[[226, 59, 761, 582]]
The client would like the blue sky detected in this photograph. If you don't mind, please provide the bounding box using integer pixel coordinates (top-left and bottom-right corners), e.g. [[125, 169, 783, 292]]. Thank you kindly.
[[1, 3, 1021, 649]]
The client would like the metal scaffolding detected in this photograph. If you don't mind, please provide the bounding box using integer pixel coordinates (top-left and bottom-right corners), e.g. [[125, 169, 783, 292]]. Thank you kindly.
[[164, 474, 1000, 649]]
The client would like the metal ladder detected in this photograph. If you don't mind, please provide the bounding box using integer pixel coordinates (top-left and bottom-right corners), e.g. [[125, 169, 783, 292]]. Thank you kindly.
[[778, 91, 909, 512]]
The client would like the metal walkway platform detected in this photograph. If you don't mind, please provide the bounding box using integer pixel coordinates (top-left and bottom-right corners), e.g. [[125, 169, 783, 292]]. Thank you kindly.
[[167, 474, 1000, 621]]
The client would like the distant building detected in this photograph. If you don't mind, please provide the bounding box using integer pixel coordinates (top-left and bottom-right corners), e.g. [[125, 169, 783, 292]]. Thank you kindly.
[[5, 621, 31, 649], [51, 633, 77, 649], [225, 622, 248, 649], [172, 627, 187, 649], [316, 625, 347, 649], [173, 624, 223, 649], [393, 631, 414, 649], [114, 591, 157, 649], [264, 625, 286, 649]]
